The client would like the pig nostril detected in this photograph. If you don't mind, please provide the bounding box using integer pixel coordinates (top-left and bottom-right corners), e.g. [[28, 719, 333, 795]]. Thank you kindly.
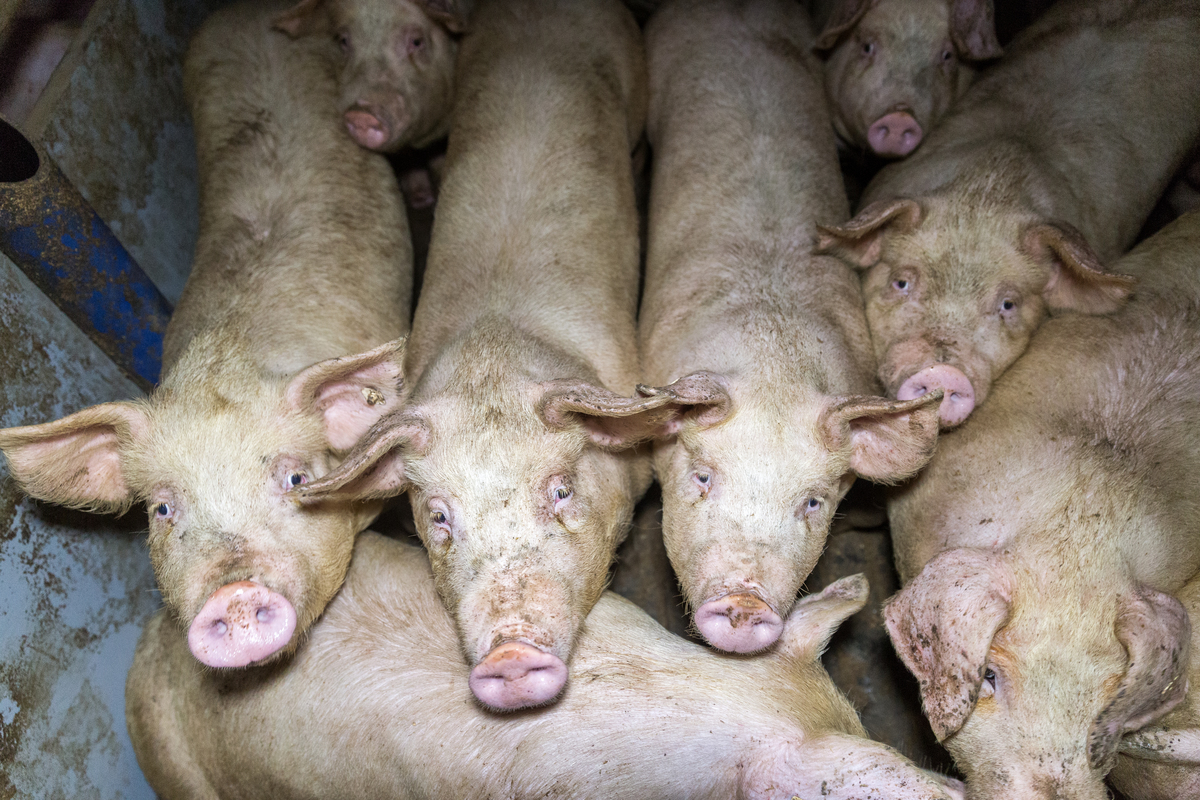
[[214, 620, 228, 637], [256, 608, 270, 623]]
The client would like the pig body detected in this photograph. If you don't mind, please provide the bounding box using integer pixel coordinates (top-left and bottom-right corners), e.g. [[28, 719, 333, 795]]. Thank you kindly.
[[636, 0, 941, 653], [127, 531, 964, 800], [294, 0, 669, 711], [274, 0, 468, 153], [817, 0, 1200, 427], [0, 2, 412, 668], [883, 210, 1200, 798], [809, 0, 1001, 158]]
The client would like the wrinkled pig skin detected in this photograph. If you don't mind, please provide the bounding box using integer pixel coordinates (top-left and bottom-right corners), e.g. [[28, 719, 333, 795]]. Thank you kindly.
[[810, 0, 1001, 158], [637, 0, 942, 654], [816, 0, 1200, 428], [274, 0, 468, 153], [127, 531, 966, 800], [0, 3, 412, 668], [293, 0, 670, 712], [883, 210, 1200, 799]]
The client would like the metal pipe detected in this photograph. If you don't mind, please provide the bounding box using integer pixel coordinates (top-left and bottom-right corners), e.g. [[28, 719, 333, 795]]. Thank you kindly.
[[0, 113, 171, 391]]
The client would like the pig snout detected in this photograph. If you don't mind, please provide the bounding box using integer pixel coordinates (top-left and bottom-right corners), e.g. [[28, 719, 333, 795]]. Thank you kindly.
[[468, 641, 568, 711], [695, 592, 784, 653], [187, 581, 297, 668], [897, 365, 975, 427], [344, 102, 404, 151], [867, 111, 923, 158]]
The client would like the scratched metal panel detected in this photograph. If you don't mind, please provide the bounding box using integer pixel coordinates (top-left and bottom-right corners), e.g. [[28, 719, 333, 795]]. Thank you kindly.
[[31, 0, 226, 306], [0, 250, 156, 800]]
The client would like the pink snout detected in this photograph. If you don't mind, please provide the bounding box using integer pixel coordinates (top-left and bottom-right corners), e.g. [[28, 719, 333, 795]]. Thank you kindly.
[[469, 641, 568, 711], [897, 365, 976, 427], [187, 581, 297, 668], [695, 592, 784, 653], [867, 111, 923, 157], [344, 106, 390, 151]]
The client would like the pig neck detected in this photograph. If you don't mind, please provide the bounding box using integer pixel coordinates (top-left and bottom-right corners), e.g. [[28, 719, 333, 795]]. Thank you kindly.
[[863, 1, 1200, 263], [162, 32, 410, 381], [639, 8, 875, 398], [403, 0, 644, 393]]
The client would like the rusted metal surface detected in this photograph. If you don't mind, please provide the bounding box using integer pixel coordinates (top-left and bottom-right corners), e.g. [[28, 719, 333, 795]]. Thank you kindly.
[[0, 115, 171, 391], [0, 250, 156, 800]]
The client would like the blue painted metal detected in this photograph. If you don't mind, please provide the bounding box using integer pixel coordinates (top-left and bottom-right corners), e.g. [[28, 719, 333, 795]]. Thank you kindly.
[[0, 115, 173, 391]]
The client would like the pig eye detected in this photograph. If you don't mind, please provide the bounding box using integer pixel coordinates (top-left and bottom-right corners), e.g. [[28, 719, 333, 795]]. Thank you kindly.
[[431, 510, 446, 524], [892, 278, 910, 294], [429, 502, 452, 531], [999, 298, 1017, 313], [153, 502, 172, 519], [861, 40, 875, 57], [286, 471, 307, 488], [693, 471, 712, 494], [408, 33, 425, 53], [941, 48, 954, 63], [336, 30, 351, 53], [550, 482, 573, 511], [980, 667, 997, 697]]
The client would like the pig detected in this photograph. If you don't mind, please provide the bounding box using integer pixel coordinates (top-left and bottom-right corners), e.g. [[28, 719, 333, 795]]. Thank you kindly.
[[291, 0, 674, 712], [810, 0, 1001, 158], [635, 0, 942, 654], [127, 530, 966, 800], [815, 0, 1200, 428], [882, 209, 1200, 798], [272, 0, 468, 153], [0, 2, 412, 669]]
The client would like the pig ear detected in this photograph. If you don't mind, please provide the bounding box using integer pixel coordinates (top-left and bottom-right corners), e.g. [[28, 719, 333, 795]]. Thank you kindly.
[[295, 412, 428, 502], [884, 548, 1012, 741], [950, 0, 1002, 61], [638, 371, 732, 435], [537, 379, 689, 449], [819, 392, 942, 482], [285, 337, 408, 452], [415, 0, 472, 34], [0, 402, 150, 513], [1119, 727, 1200, 764], [776, 574, 869, 661], [773, 734, 965, 800], [812, 0, 873, 52], [272, 0, 330, 38], [1025, 222, 1136, 314], [1088, 586, 1191, 771], [814, 199, 923, 270]]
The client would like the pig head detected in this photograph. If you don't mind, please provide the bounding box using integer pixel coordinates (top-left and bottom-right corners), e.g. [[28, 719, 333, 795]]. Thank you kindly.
[[816, 193, 1135, 427], [274, 0, 469, 151], [643, 370, 942, 653], [814, 0, 1000, 158], [885, 548, 1191, 798], [0, 338, 408, 668], [295, 329, 678, 711]]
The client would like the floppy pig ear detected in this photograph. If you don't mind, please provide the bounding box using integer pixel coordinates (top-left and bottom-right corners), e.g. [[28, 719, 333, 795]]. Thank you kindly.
[[820, 392, 942, 482], [1025, 221, 1136, 314], [950, 0, 1002, 61], [0, 402, 150, 513], [637, 371, 732, 435], [416, 0, 472, 34], [1089, 585, 1191, 771], [285, 337, 407, 452], [814, 198, 923, 270], [884, 548, 1012, 741], [294, 412, 428, 502], [812, 0, 873, 52], [537, 379, 689, 449], [272, 0, 330, 37], [776, 573, 869, 661]]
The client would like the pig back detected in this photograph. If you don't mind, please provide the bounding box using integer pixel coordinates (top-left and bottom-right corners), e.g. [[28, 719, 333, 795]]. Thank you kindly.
[[405, 0, 646, 389], [167, 1, 412, 376], [863, 0, 1200, 263], [889, 210, 1200, 585], [640, 0, 871, 389]]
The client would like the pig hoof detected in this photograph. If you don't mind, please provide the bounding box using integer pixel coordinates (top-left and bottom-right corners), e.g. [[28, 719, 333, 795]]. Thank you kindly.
[[897, 365, 976, 428], [187, 581, 297, 668], [469, 641, 568, 711], [695, 593, 783, 653], [344, 108, 390, 151], [867, 111, 923, 158]]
